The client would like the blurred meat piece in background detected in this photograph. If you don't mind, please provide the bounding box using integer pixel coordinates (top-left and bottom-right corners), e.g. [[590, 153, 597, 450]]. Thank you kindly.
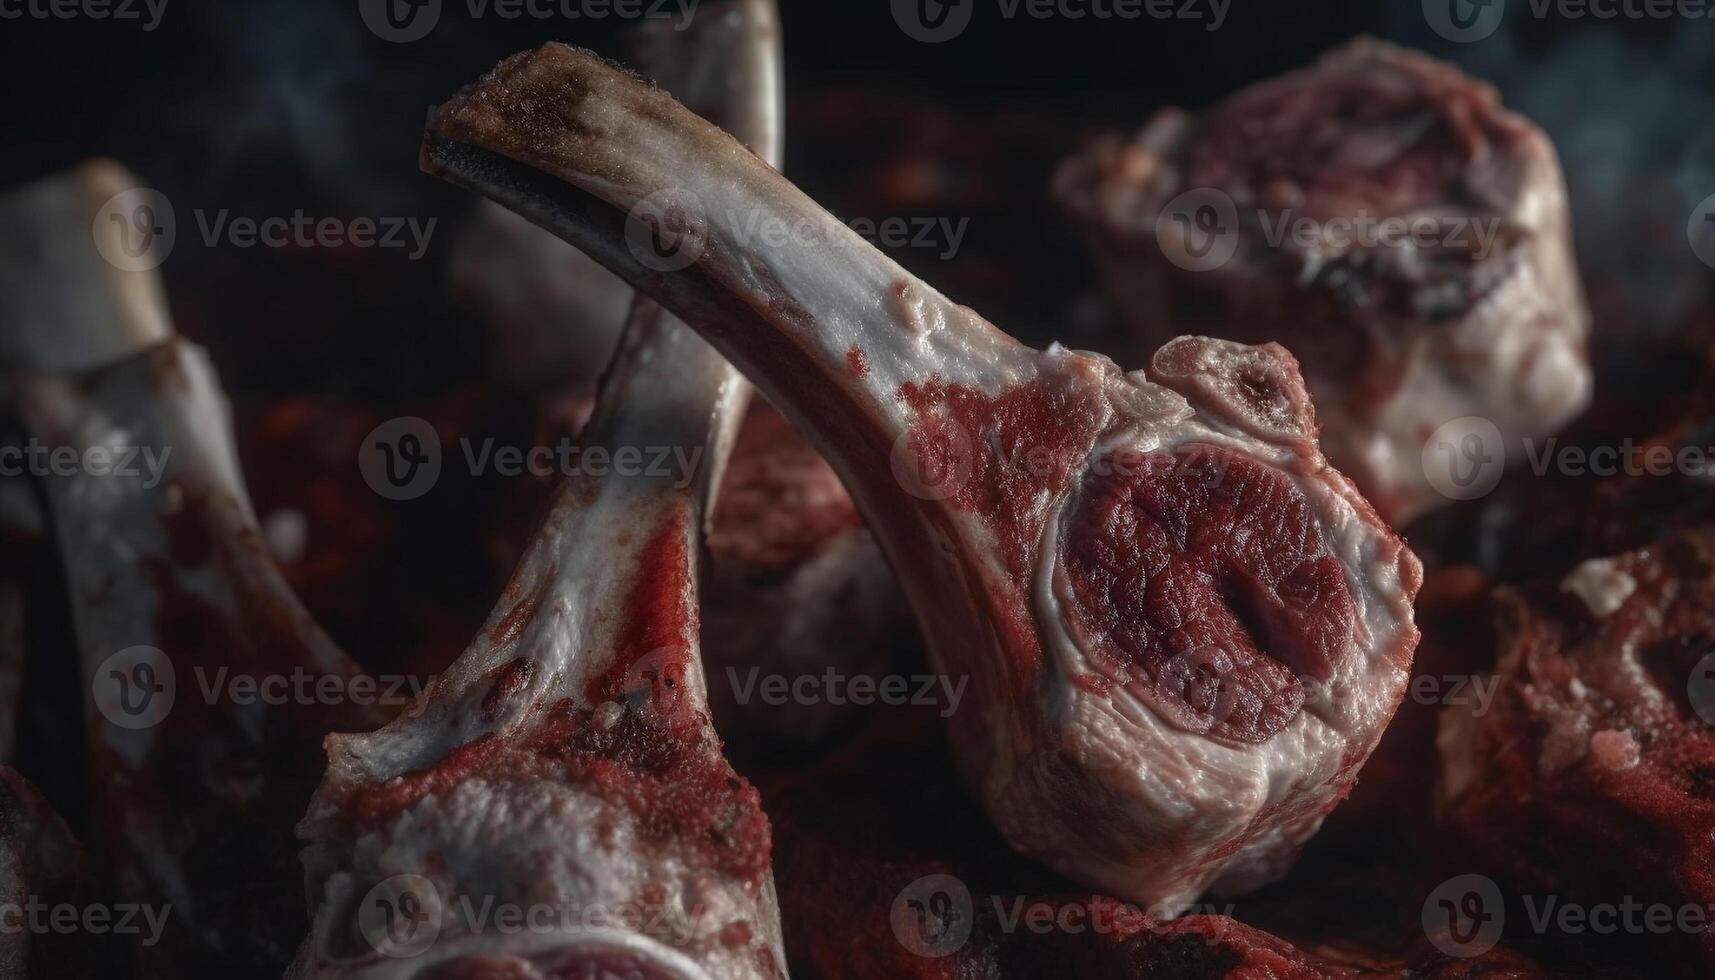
[[9, 159, 388, 976], [764, 706, 1549, 978], [703, 401, 916, 757], [1437, 524, 1715, 977], [1055, 37, 1591, 524]]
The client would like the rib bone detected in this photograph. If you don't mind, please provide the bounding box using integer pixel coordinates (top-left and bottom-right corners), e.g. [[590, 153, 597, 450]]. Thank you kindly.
[[7, 160, 387, 975], [422, 42, 1423, 911], [293, 4, 787, 976]]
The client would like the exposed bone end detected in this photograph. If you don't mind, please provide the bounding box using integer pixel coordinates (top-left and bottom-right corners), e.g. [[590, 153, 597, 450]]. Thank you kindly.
[[997, 335, 1422, 910], [0, 159, 173, 374], [425, 44, 655, 189], [1149, 337, 1319, 451]]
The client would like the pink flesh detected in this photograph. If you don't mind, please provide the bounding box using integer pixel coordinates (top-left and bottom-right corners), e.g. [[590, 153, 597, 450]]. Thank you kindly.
[[1057, 445, 1356, 742], [1183, 44, 1504, 218]]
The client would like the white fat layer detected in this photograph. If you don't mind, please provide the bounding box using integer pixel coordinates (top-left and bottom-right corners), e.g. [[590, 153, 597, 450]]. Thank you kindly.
[[1560, 557, 1637, 619], [1018, 344, 1413, 911], [1341, 246, 1591, 523]]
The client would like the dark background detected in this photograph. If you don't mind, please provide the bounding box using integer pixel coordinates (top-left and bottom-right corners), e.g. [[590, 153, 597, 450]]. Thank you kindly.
[[3, 0, 1710, 392], [3, 0, 1713, 838]]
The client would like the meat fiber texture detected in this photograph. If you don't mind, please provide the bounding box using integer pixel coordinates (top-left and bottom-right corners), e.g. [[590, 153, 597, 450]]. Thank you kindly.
[[1436, 524, 1715, 976], [1054, 37, 1591, 524]]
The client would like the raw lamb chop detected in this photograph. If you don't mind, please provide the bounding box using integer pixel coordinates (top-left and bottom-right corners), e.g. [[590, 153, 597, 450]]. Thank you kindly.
[[420, 42, 1422, 912], [1054, 38, 1591, 524], [1436, 524, 1715, 976], [292, 3, 787, 976], [7, 159, 388, 976]]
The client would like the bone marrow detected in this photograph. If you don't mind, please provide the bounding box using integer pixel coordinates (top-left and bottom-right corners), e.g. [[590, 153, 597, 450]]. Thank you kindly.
[[1054, 444, 1356, 742]]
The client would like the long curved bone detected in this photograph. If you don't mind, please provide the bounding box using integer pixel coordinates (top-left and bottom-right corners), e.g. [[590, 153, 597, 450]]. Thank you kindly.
[[7, 160, 388, 976], [292, 4, 787, 977], [421, 43, 1422, 911]]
